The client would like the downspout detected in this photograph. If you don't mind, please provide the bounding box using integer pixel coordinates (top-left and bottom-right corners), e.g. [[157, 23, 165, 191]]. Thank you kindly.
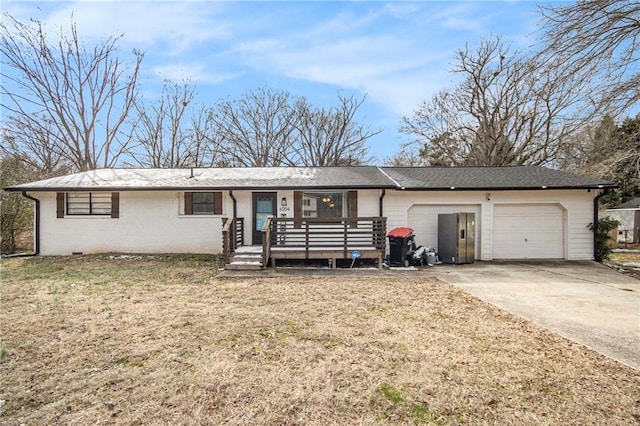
[[593, 188, 608, 260], [379, 189, 386, 217], [20, 191, 40, 256], [229, 190, 237, 218]]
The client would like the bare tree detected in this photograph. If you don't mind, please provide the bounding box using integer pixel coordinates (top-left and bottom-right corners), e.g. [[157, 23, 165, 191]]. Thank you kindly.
[[190, 104, 227, 167], [207, 88, 377, 167], [400, 37, 597, 167], [539, 0, 640, 113], [382, 147, 426, 167], [129, 80, 228, 168], [209, 88, 295, 167], [130, 79, 206, 168], [286, 93, 379, 166], [1, 154, 35, 254], [562, 114, 640, 205], [0, 14, 143, 171], [1, 114, 71, 176]]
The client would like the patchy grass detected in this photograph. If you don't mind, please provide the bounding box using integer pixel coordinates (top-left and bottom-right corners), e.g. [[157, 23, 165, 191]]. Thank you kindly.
[[608, 250, 640, 278], [1, 255, 639, 425], [610, 250, 640, 264]]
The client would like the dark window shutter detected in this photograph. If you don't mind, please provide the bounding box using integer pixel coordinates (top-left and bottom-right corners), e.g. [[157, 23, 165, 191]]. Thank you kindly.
[[111, 192, 120, 218], [348, 191, 358, 218], [56, 192, 65, 218], [184, 192, 193, 215], [348, 190, 358, 227], [294, 191, 302, 228], [213, 192, 222, 215]]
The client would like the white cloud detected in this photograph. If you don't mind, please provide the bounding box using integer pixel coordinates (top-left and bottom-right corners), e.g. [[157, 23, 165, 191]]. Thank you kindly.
[[228, 5, 463, 116], [152, 63, 237, 85], [2, 0, 542, 153], [37, 1, 230, 54], [223, 1, 538, 118]]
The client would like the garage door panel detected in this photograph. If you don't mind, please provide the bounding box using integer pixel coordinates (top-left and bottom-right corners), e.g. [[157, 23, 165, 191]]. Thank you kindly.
[[408, 204, 480, 258], [493, 204, 564, 259]]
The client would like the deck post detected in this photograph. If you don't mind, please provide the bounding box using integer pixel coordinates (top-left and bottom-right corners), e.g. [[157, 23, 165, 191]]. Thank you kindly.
[[343, 220, 348, 259], [305, 221, 310, 258]]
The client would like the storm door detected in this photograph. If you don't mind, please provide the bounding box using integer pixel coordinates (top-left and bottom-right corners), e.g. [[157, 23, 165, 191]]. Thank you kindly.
[[252, 192, 277, 245]]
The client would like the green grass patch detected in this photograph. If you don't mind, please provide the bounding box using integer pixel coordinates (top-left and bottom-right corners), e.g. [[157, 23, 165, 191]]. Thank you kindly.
[[0, 342, 8, 360], [378, 383, 404, 404]]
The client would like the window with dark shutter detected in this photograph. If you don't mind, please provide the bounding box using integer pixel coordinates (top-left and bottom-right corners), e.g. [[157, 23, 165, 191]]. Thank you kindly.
[[56, 192, 65, 218], [348, 191, 358, 218], [111, 192, 119, 218], [348, 190, 358, 228], [184, 191, 222, 215], [184, 192, 193, 215], [299, 192, 349, 218], [214, 192, 223, 215], [65, 192, 112, 216]]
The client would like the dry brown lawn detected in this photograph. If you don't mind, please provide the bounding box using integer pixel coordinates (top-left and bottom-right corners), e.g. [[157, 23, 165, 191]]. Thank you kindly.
[[1, 255, 639, 425]]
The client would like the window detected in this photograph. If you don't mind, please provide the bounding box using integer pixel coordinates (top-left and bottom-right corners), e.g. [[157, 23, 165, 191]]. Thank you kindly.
[[65, 192, 113, 215], [184, 192, 222, 215], [302, 192, 346, 218], [192, 192, 215, 214]]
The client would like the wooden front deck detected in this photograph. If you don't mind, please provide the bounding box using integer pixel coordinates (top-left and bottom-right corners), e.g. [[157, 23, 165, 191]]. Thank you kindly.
[[222, 216, 387, 269], [263, 217, 387, 268]]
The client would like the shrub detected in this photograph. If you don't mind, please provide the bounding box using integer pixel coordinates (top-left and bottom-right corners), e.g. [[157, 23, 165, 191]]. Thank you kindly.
[[588, 217, 619, 262]]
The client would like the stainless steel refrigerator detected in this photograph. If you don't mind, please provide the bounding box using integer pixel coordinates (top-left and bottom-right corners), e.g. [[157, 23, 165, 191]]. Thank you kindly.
[[438, 213, 475, 264]]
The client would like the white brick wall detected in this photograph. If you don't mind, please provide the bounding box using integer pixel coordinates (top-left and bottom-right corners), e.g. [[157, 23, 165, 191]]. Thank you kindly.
[[29, 188, 597, 259], [34, 191, 224, 255]]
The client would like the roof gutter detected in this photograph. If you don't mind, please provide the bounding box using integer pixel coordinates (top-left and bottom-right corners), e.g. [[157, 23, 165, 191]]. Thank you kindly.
[[396, 185, 617, 191], [379, 189, 386, 217], [229, 190, 237, 218], [6, 191, 40, 257], [593, 188, 609, 261]]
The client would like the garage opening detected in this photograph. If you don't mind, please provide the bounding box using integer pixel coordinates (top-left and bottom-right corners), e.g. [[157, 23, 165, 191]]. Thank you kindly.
[[407, 204, 480, 259], [492, 203, 565, 259]]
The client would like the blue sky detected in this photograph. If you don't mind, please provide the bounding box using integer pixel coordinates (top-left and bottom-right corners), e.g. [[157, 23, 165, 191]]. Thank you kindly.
[[3, 1, 553, 162]]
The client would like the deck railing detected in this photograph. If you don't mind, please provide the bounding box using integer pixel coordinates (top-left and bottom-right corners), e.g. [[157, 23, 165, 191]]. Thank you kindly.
[[264, 217, 387, 264], [261, 217, 272, 268], [222, 217, 244, 263]]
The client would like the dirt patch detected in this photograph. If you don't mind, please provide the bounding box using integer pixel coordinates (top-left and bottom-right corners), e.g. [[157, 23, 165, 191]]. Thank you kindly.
[[1, 255, 639, 424]]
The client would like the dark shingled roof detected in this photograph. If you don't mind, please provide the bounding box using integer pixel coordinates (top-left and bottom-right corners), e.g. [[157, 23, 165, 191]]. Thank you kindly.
[[380, 166, 615, 190], [4, 165, 615, 192]]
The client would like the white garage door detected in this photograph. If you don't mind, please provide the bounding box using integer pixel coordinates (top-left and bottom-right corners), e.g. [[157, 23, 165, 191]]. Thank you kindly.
[[493, 204, 564, 259], [407, 204, 480, 258]]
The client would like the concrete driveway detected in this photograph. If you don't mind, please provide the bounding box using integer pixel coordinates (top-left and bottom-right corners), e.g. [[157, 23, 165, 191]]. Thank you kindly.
[[431, 261, 640, 370]]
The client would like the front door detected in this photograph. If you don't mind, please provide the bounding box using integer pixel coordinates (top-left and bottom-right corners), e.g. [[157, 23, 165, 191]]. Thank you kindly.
[[252, 192, 277, 245]]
